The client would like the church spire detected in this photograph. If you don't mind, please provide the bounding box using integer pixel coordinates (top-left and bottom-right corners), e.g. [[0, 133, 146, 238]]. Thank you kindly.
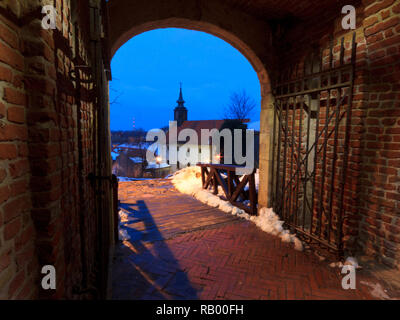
[[174, 83, 188, 127], [177, 82, 185, 106]]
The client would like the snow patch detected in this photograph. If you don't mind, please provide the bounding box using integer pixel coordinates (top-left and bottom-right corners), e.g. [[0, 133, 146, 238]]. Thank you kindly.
[[329, 256, 361, 269], [344, 256, 360, 269], [171, 167, 303, 251], [129, 157, 144, 163], [118, 229, 130, 241], [118, 209, 131, 241], [111, 152, 119, 161], [119, 212, 127, 223], [360, 281, 392, 300], [146, 162, 171, 169], [118, 177, 155, 182]]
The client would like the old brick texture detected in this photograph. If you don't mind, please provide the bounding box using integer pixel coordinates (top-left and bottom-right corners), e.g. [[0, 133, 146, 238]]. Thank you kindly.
[[0, 0, 399, 300]]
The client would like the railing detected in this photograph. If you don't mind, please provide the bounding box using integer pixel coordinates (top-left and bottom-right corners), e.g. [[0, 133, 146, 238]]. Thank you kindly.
[[197, 164, 258, 215]]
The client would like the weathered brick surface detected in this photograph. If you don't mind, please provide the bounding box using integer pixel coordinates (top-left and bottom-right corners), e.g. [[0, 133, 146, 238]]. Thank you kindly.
[[0, 0, 399, 300], [0, 0, 99, 299], [112, 181, 399, 300], [0, 0, 37, 300], [356, 0, 400, 269], [279, 0, 400, 269]]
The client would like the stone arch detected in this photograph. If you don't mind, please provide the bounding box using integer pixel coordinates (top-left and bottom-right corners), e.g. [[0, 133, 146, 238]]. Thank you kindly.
[[107, 0, 276, 207]]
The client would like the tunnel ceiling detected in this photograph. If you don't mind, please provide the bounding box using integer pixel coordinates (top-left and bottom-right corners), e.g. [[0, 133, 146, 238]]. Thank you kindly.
[[108, 0, 361, 26], [222, 0, 360, 22]]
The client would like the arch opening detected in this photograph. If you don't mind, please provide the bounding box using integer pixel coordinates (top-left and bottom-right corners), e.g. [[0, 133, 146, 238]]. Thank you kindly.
[[108, 14, 275, 208], [111, 18, 271, 98]]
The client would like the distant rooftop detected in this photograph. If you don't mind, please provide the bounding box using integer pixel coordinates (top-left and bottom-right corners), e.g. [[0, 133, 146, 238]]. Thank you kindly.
[[166, 119, 250, 143]]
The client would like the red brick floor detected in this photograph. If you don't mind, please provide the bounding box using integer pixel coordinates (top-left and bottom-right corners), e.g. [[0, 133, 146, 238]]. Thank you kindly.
[[111, 180, 398, 300]]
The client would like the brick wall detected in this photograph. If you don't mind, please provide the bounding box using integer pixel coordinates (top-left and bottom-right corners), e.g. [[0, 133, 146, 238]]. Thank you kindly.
[[0, 0, 104, 299], [0, 0, 398, 300], [0, 0, 37, 299], [278, 0, 400, 269], [357, 0, 400, 269]]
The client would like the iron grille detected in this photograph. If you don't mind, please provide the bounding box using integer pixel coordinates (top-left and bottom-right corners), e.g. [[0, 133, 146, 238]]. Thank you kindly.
[[271, 33, 357, 256]]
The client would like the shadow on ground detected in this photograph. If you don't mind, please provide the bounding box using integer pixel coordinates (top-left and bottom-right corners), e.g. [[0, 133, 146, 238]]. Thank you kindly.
[[112, 200, 199, 300]]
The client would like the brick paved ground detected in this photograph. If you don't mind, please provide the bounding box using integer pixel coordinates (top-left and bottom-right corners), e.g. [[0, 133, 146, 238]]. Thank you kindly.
[[111, 180, 399, 300]]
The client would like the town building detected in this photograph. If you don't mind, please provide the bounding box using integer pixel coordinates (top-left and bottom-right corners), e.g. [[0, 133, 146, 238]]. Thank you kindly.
[[166, 86, 253, 172]]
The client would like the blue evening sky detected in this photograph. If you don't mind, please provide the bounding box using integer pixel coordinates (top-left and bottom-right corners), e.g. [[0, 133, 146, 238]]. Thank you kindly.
[[109, 28, 261, 131]]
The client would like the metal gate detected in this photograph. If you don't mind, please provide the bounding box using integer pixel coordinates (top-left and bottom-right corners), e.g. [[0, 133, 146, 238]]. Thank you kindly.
[[271, 34, 357, 256]]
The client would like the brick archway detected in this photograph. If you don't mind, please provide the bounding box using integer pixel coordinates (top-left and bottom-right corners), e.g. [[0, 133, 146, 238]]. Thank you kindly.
[[108, 0, 276, 207], [108, 0, 274, 95], [110, 18, 272, 98], [1, 0, 400, 301]]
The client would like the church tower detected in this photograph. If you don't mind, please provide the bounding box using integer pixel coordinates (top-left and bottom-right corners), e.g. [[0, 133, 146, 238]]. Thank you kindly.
[[174, 84, 188, 127]]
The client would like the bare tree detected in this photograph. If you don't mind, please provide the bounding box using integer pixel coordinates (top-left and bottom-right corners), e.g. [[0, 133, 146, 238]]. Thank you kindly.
[[223, 89, 256, 121], [109, 78, 123, 106], [110, 90, 123, 106]]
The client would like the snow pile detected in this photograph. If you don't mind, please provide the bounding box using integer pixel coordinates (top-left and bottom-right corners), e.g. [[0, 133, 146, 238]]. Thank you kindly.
[[129, 157, 144, 163], [171, 166, 203, 195], [329, 261, 344, 268], [146, 162, 171, 169], [255, 170, 259, 190], [250, 208, 303, 251], [119, 229, 130, 241], [360, 281, 392, 300], [111, 151, 119, 161], [171, 167, 303, 251], [118, 209, 131, 241], [171, 167, 249, 216], [118, 177, 155, 182], [344, 256, 360, 269], [119, 210, 129, 223], [330, 256, 360, 269]]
